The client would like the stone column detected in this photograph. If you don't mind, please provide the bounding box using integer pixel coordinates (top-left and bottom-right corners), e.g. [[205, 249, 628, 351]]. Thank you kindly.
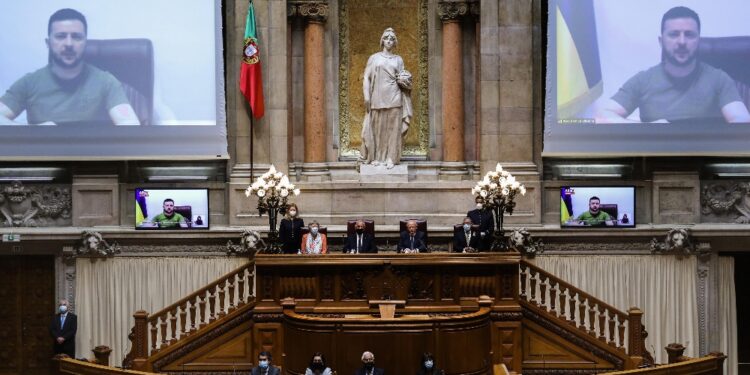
[[289, 2, 329, 163], [438, 1, 470, 162], [290, 1, 330, 181]]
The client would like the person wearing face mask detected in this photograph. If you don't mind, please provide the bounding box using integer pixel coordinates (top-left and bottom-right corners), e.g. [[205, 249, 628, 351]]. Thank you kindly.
[[416, 352, 444, 375], [301, 221, 328, 254], [279, 203, 305, 254], [467, 196, 494, 251], [453, 216, 480, 253], [343, 219, 377, 254], [354, 351, 384, 375], [305, 352, 333, 375], [49, 299, 77, 357], [251, 351, 280, 375]]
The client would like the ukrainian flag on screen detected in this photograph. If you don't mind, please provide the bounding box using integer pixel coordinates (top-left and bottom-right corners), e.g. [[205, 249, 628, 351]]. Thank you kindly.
[[135, 193, 148, 225], [556, 0, 602, 119], [560, 190, 573, 224]]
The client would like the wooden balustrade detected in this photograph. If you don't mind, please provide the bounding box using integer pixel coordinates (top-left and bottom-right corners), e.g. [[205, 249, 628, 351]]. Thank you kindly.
[[519, 260, 648, 361], [124, 261, 255, 370]]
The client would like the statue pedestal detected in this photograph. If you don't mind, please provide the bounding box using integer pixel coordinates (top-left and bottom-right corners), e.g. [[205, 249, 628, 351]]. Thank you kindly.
[[360, 164, 408, 182]]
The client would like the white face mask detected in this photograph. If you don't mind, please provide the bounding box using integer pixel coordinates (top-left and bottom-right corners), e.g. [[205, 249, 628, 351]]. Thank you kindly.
[[424, 360, 433, 369], [289, 210, 297, 217], [463, 223, 471, 231], [311, 227, 319, 235], [476, 203, 483, 209], [59, 305, 68, 313]]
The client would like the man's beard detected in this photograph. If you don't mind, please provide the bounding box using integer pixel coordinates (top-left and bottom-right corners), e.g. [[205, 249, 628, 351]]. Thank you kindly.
[[662, 48, 697, 67], [49, 49, 84, 69]]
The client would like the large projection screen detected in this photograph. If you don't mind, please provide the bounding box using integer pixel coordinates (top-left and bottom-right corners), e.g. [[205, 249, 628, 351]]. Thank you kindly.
[[0, 0, 227, 160], [544, 0, 750, 157]]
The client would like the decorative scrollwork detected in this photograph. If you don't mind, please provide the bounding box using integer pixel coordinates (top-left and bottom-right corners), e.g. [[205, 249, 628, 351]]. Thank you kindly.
[[0, 181, 71, 227], [649, 228, 703, 258], [76, 231, 120, 257], [437, 1, 473, 21], [507, 228, 544, 257], [226, 229, 266, 256], [701, 182, 750, 223]]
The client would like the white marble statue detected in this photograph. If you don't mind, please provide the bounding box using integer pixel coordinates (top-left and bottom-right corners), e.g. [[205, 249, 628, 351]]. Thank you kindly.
[[361, 27, 413, 169]]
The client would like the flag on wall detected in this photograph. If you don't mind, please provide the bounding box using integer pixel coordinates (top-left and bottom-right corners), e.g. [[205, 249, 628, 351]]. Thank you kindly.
[[556, 0, 602, 119], [240, 0, 265, 119]]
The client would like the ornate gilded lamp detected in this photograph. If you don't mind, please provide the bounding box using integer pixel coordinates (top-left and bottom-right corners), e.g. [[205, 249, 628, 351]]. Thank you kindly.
[[245, 166, 300, 253], [471, 164, 526, 251]]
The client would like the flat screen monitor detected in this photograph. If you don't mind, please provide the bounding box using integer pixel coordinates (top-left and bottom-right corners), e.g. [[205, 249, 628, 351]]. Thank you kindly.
[[135, 188, 209, 230], [560, 186, 635, 228]]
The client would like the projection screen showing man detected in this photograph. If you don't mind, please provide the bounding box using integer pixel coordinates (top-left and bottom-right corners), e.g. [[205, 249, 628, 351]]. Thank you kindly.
[[544, 0, 750, 156]]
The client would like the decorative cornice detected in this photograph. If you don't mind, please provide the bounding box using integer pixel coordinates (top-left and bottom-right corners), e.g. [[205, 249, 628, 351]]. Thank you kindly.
[[152, 309, 254, 371], [252, 313, 284, 322], [288, 1, 329, 23], [522, 308, 624, 369], [116, 244, 228, 254], [437, 0, 476, 22], [544, 242, 651, 252]]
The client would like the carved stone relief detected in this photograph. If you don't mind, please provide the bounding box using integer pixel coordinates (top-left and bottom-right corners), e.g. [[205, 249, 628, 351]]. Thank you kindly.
[[701, 181, 750, 223], [76, 231, 120, 257], [0, 181, 71, 227]]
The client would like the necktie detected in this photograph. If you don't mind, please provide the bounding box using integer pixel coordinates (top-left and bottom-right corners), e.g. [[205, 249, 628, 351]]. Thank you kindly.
[[61, 314, 66, 328], [410, 236, 414, 249], [466, 231, 470, 245], [357, 235, 361, 253]]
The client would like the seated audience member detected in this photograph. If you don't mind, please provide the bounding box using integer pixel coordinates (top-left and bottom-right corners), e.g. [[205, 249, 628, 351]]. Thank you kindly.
[[416, 352, 444, 375], [301, 221, 328, 254], [355, 351, 384, 375], [151, 198, 186, 229], [343, 219, 377, 253], [251, 351, 280, 375], [305, 352, 333, 375], [467, 196, 494, 251], [453, 217, 480, 253], [398, 219, 427, 253], [279, 203, 304, 254]]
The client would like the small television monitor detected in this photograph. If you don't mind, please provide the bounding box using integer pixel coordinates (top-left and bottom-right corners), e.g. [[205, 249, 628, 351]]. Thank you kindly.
[[135, 188, 209, 230], [560, 186, 635, 228]]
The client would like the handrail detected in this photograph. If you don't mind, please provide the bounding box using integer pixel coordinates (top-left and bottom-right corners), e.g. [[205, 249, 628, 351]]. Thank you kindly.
[[124, 260, 255, 371], [519, 260, 649, 365]]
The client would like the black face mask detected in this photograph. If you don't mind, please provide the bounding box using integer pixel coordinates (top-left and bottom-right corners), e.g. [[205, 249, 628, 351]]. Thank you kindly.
[[356, 228, 364, 234], [311, 363, 324, 371], [364, 363, 374, 370]]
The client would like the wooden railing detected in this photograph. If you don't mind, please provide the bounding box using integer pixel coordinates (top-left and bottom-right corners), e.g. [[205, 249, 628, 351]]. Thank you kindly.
[[124, 261, 255, 369], [519, 260, 650, 365]]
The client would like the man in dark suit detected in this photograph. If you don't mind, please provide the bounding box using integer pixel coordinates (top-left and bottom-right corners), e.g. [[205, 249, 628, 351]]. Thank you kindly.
[[344, 219, 377, 253], [251, 351, 281, 375], [467, 196, 494, 251], [453, 217, 480, 253], [49, 299, 77, 357], [354, 351, 384, 375], [398, 220, 427, 253]]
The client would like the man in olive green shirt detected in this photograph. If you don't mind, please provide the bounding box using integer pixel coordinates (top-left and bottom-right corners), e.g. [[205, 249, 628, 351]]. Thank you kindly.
[[596, 6, 750, 123], [575, 196, 612, 226], [0, 8, 140, 126], [152, 198, 186, 229]]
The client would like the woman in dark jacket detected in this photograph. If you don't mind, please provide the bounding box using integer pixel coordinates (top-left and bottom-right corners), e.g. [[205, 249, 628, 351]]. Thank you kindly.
[[416, 352, 444, 375], [278, 203, 304, 254]]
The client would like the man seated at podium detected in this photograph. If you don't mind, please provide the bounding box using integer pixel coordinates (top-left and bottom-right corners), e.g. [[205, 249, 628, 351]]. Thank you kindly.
[[344, 219, 377, 253], [573, 196, 613, 226], [453, 217, 480, 253], [398, 220, 427, 253]]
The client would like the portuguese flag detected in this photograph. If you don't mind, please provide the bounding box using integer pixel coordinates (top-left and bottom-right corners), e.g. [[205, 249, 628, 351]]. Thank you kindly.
[[240, 0, 265, 119]]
